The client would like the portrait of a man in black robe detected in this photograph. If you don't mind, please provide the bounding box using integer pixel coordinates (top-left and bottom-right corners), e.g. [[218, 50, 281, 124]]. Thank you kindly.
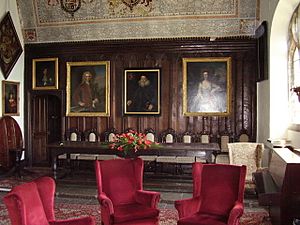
[[125, 69, 160, 115]]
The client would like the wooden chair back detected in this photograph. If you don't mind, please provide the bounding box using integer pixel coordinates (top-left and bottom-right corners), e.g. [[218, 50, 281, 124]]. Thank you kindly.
[[144, 128, 156, 142], [84, 129, 100, 142], [66, 128, 81, 141], [104, 128, 118, 142], [160, 128, 176, 143], [180, 131, 195, 143]]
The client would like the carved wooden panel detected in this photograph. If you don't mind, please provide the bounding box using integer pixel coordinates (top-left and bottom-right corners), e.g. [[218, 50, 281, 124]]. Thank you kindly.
[[31, 95, 61, 165], [24, 38, 259, 165]]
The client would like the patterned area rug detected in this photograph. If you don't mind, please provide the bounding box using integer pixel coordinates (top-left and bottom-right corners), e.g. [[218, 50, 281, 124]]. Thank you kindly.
[[0, 201, 271, 225], [0, 168, 272, 224]]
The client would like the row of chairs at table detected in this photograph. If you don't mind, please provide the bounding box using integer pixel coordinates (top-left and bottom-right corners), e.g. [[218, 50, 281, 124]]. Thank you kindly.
[[3, 158, 247, 225], [58, 127, 261, 178], [64, 127, 251, 144], [58, 127, 217, 172]]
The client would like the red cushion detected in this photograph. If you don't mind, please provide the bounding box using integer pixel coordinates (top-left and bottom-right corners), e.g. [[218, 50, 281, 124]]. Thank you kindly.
[[198, 165, 241, 216], [12, 182, 49, 225], [100, 159, 140, 205], [175, 163, 246, 225], [113, 202, 159, 223], [178, 213, 227, 225]]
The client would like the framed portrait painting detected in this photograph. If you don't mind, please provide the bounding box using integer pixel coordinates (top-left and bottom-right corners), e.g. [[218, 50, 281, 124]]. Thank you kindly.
[[182, 57, 231, 116], [66, 61, 110, 117], [124, 69, 160, 115], [0, 12, 23, 79], [2, 80, 20, 116], [32, 58, 58, 90]]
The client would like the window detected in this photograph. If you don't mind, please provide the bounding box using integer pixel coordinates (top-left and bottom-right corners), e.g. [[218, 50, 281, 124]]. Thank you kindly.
[[288, 4, 300, 124]]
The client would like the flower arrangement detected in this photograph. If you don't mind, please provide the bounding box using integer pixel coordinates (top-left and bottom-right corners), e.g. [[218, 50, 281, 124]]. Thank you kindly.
[[109, 130, 159, 157]]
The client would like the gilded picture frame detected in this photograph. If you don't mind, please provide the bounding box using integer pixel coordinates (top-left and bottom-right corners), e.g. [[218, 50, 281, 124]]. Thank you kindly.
[[124, 68, 160, 115], [183, 57, 231, 116], [0, 12, 23, 79], [2, 80, 20, 116], [32, 58, 59, 90], [66, 61, 110, 117]]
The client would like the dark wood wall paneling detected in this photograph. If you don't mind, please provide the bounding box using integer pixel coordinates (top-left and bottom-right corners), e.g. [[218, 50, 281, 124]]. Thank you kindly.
[[24, 38, 259, 165]]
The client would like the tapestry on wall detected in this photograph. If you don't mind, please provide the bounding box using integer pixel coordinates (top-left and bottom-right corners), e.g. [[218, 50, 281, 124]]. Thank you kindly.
[[0, 12, 23, 79]]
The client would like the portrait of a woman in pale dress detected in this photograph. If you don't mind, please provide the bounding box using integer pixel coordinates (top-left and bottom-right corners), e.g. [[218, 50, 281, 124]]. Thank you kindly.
[[188, 68, 227, 113]]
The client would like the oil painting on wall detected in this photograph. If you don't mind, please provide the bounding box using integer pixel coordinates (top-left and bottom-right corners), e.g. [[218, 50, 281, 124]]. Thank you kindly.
[[124, 69, 160, 115], [32, 58, 58, 90], [2, 80, 19, 116], [66, 61, 110, 117], [183, 57, 231, 116]]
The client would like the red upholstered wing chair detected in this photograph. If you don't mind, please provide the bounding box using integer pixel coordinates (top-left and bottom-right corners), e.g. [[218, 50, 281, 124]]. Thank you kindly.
[[95, 158, 160, 225], [3, 176, 95, 225], [175, 163, 246, 225]]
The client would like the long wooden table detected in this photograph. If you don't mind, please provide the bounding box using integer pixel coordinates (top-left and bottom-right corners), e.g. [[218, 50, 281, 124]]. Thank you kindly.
[[48, 141, 220, 178]]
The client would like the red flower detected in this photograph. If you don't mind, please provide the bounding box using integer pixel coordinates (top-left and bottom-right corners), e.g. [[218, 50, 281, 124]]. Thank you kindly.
[[144, 140, 152, 146], [108, 130, 160, 157], [117, 146, 124, 151], [128, 135, 135, 141]]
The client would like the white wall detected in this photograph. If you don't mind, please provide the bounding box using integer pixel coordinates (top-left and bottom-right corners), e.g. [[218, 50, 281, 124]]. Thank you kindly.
[[257, 80, 270, 143], [0, 1, 24, 134], [257, 0, 279, 144], [269, 0, 300, 147], [257, 0, 300, 149]]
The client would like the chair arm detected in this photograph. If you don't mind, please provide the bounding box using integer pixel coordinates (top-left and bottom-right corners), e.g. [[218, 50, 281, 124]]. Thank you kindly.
[[227, 201, 244, 225], [97, 192, 114, 215], [174, 197, 200, 218], [135, 190, 160, 208], [49, 216, 95, 225]]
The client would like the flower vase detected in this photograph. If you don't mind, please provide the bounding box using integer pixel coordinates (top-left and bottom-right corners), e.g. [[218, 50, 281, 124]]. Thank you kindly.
[[117, 149, 137, 159]]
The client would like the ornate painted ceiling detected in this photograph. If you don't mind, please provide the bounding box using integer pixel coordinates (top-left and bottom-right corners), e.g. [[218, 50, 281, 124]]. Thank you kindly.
[[16, 0, 259, 43]]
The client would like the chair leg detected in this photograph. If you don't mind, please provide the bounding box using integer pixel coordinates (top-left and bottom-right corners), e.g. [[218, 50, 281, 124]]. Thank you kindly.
[[174, 163, 179, 175], [177, 164, 183, 175], [144, 161, 153, 172], [14, 150, 22, 178]]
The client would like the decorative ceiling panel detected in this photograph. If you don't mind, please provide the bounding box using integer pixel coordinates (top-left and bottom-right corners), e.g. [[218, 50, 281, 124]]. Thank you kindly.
[[16, 0, 259, 43]]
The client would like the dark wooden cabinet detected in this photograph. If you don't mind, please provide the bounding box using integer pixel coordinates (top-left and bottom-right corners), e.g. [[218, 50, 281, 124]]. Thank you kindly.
[[0, 116, 23, 169]]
